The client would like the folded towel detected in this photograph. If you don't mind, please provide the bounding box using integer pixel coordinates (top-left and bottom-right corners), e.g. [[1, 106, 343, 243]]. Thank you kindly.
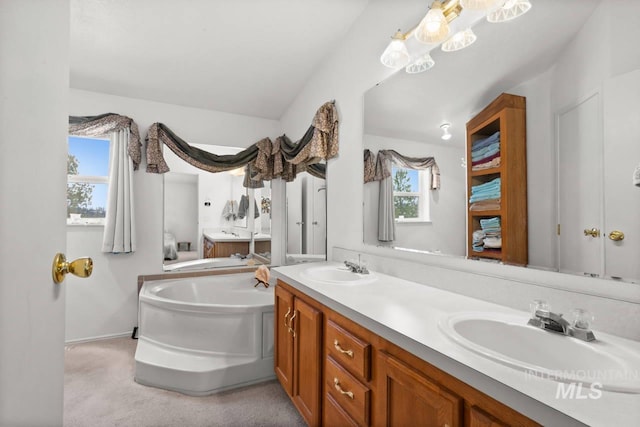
[[472, 152, 501, 166], [472, 156, 501, 171], [480, 217, 500, 229], [471, 140, 500, 156], [471, 145, 500, 162], [471, 131, 500, 151], [469, 199, 501, 211], [483, 237, 502, 248]]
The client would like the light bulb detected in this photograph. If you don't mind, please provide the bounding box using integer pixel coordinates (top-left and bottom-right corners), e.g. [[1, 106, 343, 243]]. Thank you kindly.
[[380, 31, 410, 68], [414, 2, 449, 44], [440, 123, 452, 140]]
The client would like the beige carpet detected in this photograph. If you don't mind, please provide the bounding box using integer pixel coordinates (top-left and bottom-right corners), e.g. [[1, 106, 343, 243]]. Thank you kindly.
[[64, 337, 305, 427]]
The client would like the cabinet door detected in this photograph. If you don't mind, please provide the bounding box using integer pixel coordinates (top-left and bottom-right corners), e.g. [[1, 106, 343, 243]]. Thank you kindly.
[[292, 297, 323, 427], [274, 285, 294, 396], [377, 352, 461, 427], [468, 406, 509, 427]]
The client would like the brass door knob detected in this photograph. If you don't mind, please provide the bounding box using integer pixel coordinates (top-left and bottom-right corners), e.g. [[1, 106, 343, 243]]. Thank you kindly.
[[608, 230, 625, 241], [583, 228, 600, 237], [52, 253, 93, 284]]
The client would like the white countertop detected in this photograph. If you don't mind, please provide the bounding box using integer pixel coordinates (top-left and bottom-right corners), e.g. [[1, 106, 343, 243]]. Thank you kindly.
[[272, 262, 640, 427], [203, 232, 271, 243]]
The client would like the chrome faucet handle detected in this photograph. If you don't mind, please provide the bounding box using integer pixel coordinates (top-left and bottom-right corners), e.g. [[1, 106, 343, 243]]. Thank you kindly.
[[534, 309, 571, 334]]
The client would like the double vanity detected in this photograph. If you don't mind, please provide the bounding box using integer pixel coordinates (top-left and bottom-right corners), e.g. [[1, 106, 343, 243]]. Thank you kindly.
[[273, 261, 640, 426]]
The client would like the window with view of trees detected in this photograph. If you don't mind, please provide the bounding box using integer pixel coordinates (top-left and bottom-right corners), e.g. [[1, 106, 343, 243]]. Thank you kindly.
[[392, 166, 430, 222], [67, 136, 110, 225]]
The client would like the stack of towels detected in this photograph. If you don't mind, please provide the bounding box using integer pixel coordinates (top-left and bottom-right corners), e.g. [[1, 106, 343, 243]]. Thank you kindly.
[[471, 131, 500, 171], [472, 216, 502, 253], [469, 177, 501, 208]]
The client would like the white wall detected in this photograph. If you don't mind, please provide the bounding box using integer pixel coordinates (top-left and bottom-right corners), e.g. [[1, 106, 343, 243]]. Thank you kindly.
[[363, 134, 466, 256], [164, 174, 198, 245], [281, 0, 640, 330], [66, 89, 281, 342]]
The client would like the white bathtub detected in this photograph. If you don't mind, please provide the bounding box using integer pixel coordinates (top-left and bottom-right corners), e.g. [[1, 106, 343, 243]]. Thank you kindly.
[[134, 272, 275, 396]]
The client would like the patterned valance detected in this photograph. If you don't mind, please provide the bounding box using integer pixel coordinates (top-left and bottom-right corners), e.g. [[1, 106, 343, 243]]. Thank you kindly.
[[69, 113, 142, 170], [363, 148, 440, 189], [145, 101, 338, 187]]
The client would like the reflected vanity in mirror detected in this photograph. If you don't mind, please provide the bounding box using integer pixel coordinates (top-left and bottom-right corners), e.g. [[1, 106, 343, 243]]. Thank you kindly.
[[363, 0, 640, 284], [285, 168, 327, 265], [162, 143, 271, 272]]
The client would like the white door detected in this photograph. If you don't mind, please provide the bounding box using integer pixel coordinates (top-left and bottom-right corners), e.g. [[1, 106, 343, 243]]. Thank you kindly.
[[311, 177, 327, 255], [0, 2, 69, 425], [286, 178, 303, 254], [557, 92, 603, 277], [603, 69, 640, 282]]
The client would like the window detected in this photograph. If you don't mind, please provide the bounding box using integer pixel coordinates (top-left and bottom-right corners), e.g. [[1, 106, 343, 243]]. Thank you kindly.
[[67, 136, 110, 225], [392, 166, 431, 222]]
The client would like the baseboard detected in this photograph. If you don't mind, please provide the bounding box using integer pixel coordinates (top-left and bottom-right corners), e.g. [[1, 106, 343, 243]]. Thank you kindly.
[[65, 331, 132, 345]]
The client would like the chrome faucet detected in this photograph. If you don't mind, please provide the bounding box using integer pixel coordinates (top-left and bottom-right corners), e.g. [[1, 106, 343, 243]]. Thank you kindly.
[[527, 301, 596, 342], [344, 254, 369, 274]]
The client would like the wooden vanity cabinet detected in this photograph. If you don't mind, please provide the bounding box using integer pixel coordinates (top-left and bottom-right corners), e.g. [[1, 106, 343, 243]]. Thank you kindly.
[[376, 351, 462, 427], [275, 279, 540, 427], [275, 281, 323, 426]]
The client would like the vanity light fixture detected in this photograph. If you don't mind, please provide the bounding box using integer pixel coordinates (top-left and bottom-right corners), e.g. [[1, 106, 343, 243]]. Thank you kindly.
[[441, 28, 477, 52], [406, 53, 435, 74], [487, 0, 532, 23], [380, 0, 532, 73], [440, 123, 452, 140], [460, 0, 502, 11], [380, 30, 411, 69], [414, 1, 451, 44]]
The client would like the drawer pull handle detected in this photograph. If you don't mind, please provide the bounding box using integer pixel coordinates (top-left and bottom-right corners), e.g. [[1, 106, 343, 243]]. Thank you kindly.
[[333, 378, 354, 399], [333, 339, 354, 358], [284, 307, 291, 326], [288, 311, 297, 338]]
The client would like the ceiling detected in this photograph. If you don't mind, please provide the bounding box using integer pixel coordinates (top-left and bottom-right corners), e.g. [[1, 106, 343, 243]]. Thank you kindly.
[[70, 0, 369, 120], [364, 0, 601, 146]]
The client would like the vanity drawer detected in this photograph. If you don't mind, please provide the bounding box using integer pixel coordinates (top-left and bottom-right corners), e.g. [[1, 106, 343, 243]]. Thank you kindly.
[[324, 393, 359, 427], [326, 320, 371, 381], [325, 356, 371, 426]]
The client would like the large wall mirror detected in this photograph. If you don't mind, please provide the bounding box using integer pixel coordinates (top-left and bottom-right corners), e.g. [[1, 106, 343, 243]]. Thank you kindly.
[[162, 143, 271, 271], [363, 0, 640, 284]]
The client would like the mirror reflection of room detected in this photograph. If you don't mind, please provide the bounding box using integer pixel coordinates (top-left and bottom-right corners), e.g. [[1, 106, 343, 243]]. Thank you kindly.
[[285, 171, 327, 264], [162, 144, 271, 271], [363, 1, 640, 283]]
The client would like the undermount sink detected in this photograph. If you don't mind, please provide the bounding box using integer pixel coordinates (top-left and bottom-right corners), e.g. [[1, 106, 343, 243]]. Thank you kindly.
[[300, 265, 377, 285], [439, 312, 640, 393]]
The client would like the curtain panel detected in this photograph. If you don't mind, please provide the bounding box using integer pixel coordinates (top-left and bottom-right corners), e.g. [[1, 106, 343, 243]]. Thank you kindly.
[[363, 149, 441, 242], [145, 101, 338, 186], [68, 114, 139, 253]]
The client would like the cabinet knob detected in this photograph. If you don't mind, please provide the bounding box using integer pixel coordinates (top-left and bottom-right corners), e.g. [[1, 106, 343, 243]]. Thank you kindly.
[[608, 230, 625, 241], [583, 228, 600, 237]]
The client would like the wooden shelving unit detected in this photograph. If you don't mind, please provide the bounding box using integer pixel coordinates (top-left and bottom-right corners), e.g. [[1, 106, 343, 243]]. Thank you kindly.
[[466, 93, 528, 265]]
